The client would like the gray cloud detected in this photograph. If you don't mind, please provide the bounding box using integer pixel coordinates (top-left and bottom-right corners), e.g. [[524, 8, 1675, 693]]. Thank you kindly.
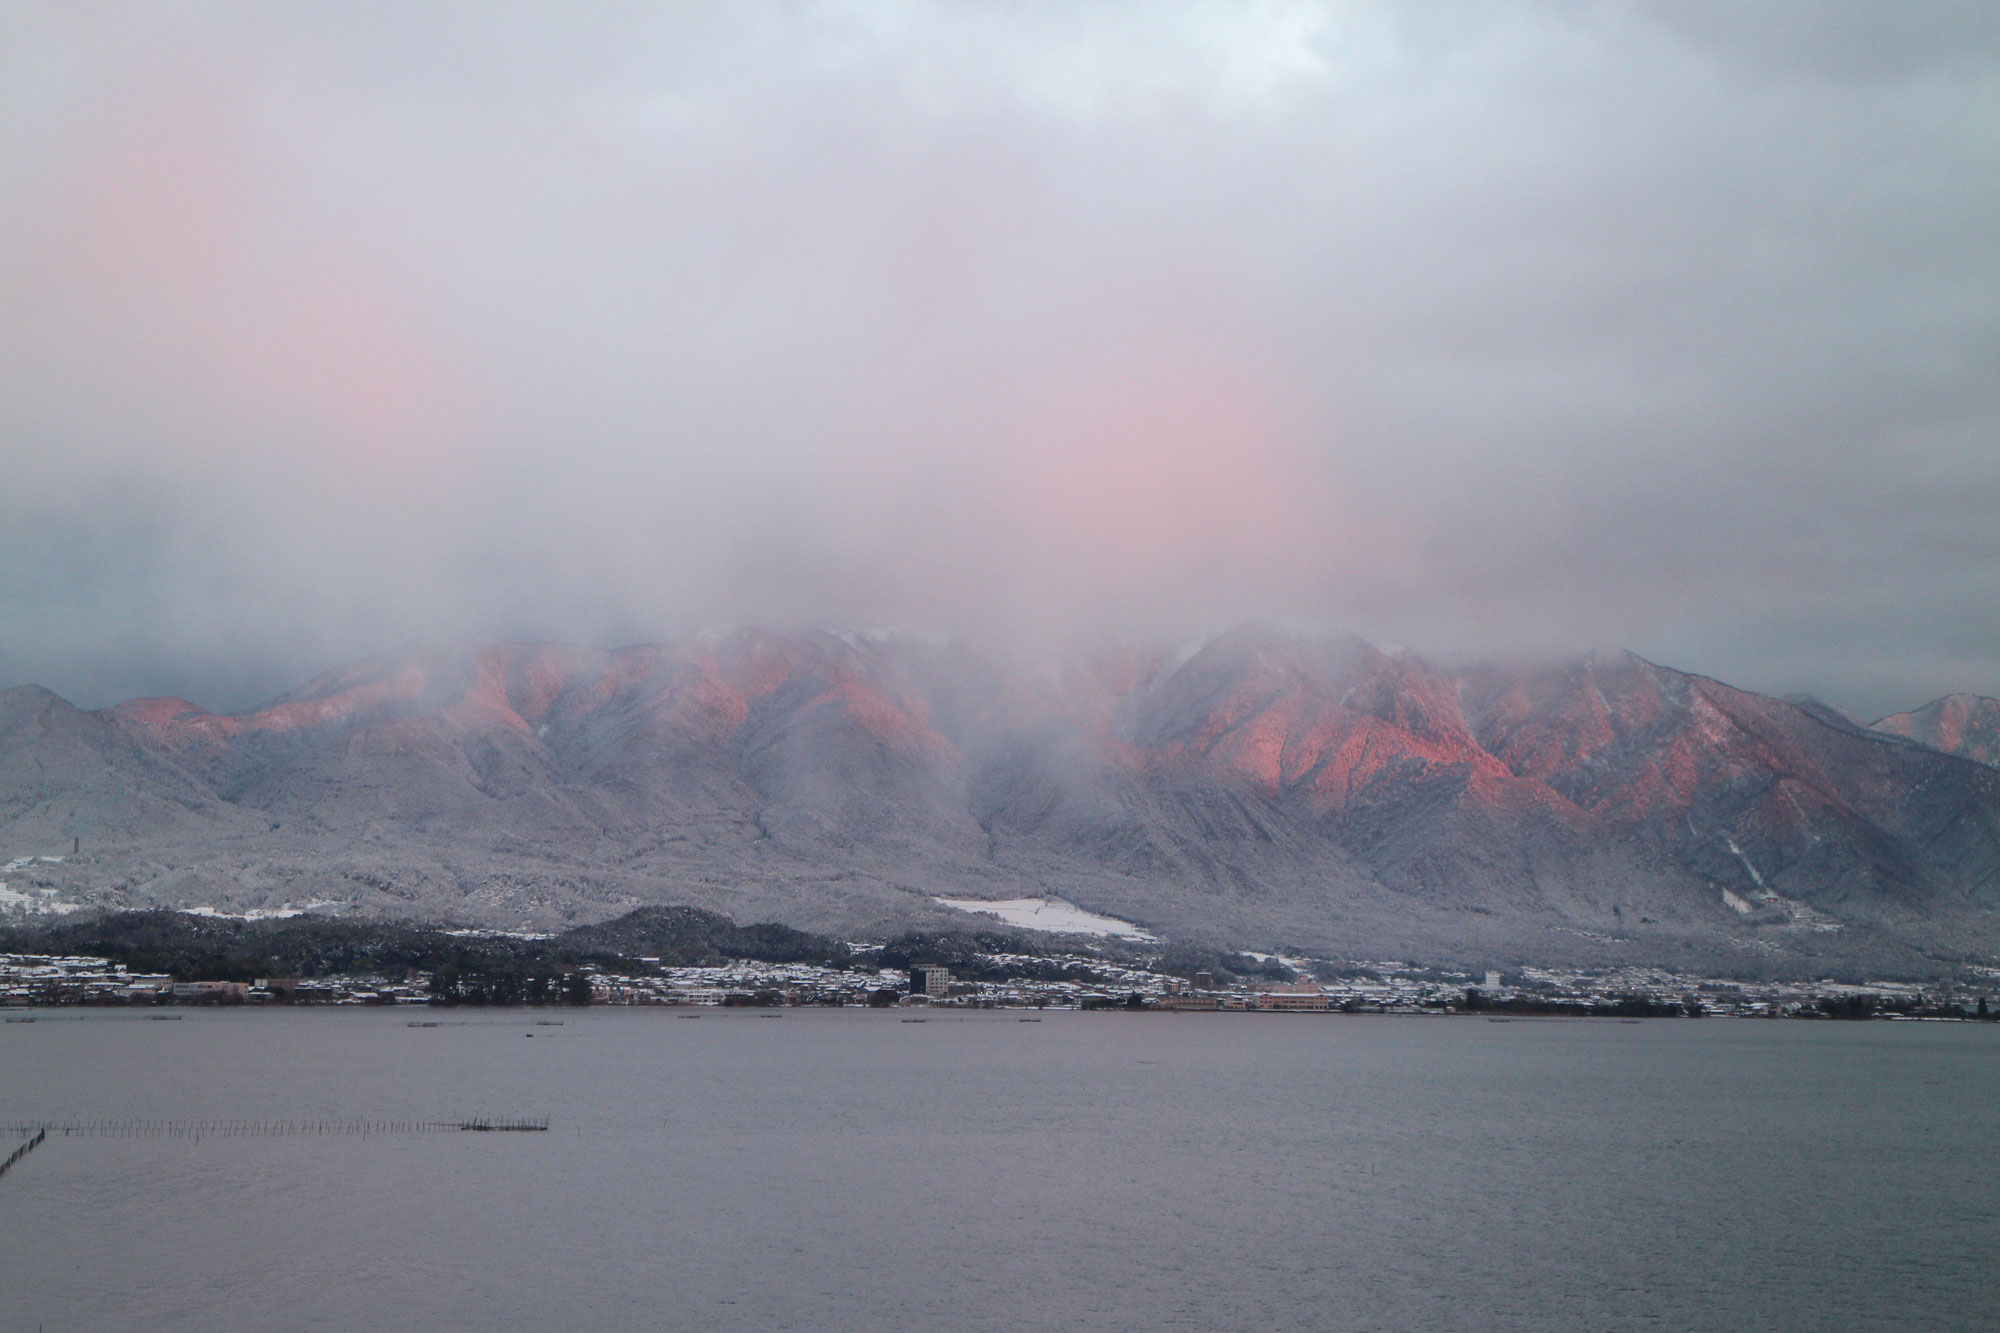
[[1, 0, 1996, 717]]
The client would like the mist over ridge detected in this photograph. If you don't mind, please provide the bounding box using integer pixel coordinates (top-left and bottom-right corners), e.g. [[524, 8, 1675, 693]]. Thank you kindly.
[[4, 623, 1998, 979], [2, 2, 1997, 721]]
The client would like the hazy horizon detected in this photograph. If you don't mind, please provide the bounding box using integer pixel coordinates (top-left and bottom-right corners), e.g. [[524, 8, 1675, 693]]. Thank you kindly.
[[0, 618, 1976, 727], [4, 2, 1997, 718]]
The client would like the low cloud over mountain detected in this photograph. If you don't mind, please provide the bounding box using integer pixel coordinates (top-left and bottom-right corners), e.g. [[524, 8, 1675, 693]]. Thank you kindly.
[[5, 627, 1996, 974], [3, 3, 1998, 718]]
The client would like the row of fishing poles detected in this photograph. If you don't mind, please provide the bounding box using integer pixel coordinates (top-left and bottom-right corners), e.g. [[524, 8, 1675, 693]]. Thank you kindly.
[[0, 1128, 46, 1178], [0, 1116, 550, 1138]]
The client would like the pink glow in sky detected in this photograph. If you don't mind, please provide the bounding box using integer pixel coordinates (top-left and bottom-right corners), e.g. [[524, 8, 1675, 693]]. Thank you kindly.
[[1, 2, 1997, 716], [14, 67, 475, 495]]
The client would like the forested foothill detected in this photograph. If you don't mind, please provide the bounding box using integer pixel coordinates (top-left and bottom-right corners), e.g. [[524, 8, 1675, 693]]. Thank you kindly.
[[0, 903, 1312, 1008], [0, 905, 845, 997]]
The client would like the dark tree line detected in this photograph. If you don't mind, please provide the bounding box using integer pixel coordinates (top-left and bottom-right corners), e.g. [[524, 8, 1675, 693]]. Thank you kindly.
[[0, 905, 849, 985], [876, 930, 1117, 985]]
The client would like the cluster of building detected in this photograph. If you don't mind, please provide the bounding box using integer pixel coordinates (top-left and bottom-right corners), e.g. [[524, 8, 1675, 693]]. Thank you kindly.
[[0, 954, 171, 1004], [5, 948, 1993, 1017], [1499, 964, 1993, 1018], [585, 959, 1338, 1009], [0, 955, 429, 1006], [587, 959, 895, 1006]]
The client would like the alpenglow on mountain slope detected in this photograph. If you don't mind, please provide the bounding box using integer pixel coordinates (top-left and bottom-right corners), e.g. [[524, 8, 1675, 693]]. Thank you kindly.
[[1873, 694, 2000, 770], [2, 626, 1998, 974]]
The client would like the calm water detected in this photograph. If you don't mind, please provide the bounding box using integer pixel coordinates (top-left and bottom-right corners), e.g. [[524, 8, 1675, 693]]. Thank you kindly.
[[2, 1009, 1996, 1332]]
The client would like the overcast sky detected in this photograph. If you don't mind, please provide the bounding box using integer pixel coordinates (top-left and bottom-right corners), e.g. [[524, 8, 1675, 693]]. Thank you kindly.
[[2, 1, 1996, 717]]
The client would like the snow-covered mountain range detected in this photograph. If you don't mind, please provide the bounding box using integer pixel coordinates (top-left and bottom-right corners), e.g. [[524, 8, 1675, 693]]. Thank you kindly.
[[3, 626, 1996, 973]]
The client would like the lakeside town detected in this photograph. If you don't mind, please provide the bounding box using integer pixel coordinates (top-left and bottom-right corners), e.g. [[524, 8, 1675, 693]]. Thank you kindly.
[[4, 945, 1995, 1021]]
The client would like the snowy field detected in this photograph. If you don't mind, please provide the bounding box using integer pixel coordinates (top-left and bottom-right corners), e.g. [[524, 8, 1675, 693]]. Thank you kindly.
[[181, 901, 345, 921], [932, 896, 1156, 940]]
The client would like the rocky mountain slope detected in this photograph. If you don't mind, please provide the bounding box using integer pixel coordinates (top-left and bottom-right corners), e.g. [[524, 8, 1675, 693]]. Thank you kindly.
[[1874, 694, 2000, 770], [3, 627, 1997, 975]]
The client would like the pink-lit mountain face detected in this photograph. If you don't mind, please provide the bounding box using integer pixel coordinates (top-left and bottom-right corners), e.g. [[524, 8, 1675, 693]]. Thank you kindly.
[[4, 626, 1998, 971], [1874, 695, 2000, 770]]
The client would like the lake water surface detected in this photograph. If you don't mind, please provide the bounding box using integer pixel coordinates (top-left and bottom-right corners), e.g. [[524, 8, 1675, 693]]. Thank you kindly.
[[3, 1009, 1996, 1332]]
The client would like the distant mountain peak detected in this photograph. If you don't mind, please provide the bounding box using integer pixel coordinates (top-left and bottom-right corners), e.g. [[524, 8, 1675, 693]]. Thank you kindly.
[[1872, 693, 2000, 768]]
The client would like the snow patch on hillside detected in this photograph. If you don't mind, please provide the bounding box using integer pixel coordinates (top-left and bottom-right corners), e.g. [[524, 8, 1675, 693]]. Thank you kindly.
[[0, 884, 85, 916], [933, 896, 1155, 940], [0, 857, 85, 916], [180, 901, 343, 922]]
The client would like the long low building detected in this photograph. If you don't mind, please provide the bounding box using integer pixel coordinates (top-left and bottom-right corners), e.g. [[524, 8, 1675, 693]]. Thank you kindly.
[[1255, 986, 1331, 1011]]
